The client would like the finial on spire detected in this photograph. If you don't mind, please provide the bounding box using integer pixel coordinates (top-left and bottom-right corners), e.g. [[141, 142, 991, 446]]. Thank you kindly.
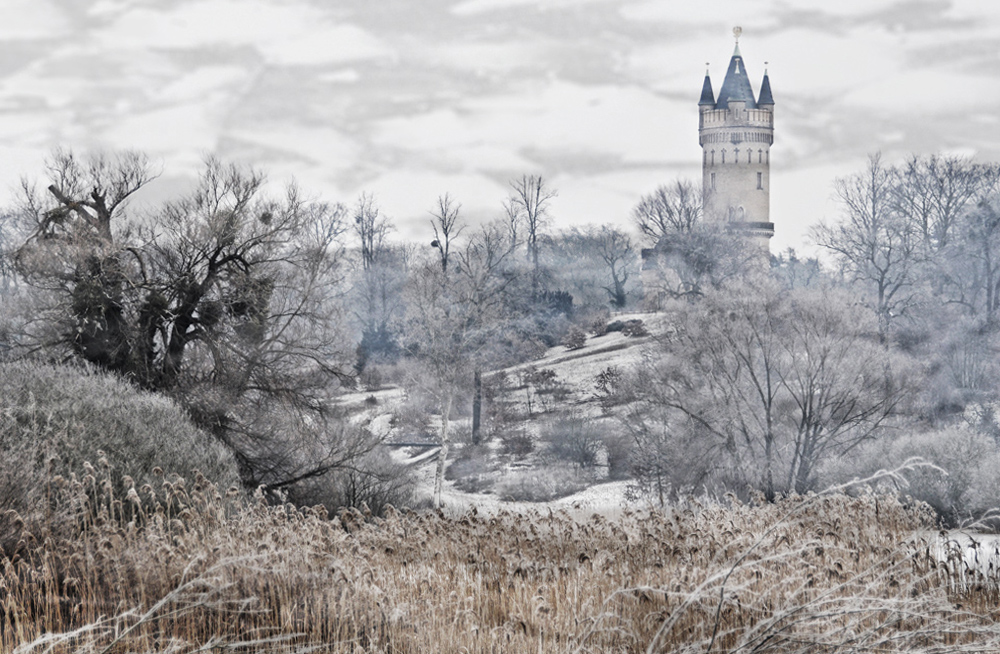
[[733, 26, 742, 43], [706, 62, 710, 74]]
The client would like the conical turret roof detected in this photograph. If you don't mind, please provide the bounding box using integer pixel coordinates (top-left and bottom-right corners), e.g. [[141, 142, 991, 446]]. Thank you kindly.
[[758, 68, 774, 105], [715, 45, 757, 109], [699, 69, 715, 106]]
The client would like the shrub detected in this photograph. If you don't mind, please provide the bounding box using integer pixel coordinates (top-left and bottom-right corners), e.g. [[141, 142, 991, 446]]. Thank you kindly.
[[621, 319, 649, 337], [289, 448, 414, 516], [541, 417, 604, 468], [594, 365, 627, 408], [561, 326, 587, 350], [0, 360, 240, 554], [819, 426, 1000, 527], [358, 364, 384, 391], [606, 319, 648, 337], [500, 428, 535, 458], [390, 399, 434, 439], [590, 317, 609, 337], [446, 445, 495, 494], [602, 432, 632, 481], [495, 465, 589, 502]]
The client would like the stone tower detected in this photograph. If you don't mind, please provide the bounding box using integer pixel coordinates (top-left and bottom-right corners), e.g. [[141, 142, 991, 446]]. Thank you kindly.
[[699, 28, 774, 247]]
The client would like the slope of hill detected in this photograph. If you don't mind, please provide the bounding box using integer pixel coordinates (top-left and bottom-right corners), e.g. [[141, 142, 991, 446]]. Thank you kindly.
[[338, 312, 670, 514]]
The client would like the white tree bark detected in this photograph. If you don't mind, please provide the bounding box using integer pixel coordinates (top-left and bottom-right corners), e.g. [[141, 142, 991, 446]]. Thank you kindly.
[[433, 392, 454, 510]]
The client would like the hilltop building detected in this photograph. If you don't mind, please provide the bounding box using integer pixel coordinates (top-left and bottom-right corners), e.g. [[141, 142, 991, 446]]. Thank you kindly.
[[698, 28, 774, 246], [641, 29, 774, 307]]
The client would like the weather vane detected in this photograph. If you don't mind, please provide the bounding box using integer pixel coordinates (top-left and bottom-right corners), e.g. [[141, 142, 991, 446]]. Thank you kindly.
[[733, 26, 742, 43]]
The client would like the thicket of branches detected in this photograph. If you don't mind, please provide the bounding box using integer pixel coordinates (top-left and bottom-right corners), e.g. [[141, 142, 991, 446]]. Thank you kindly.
[[621, 153, 1000, 527], [6, 148, 1000, 527], [0, 152, 644, 513]]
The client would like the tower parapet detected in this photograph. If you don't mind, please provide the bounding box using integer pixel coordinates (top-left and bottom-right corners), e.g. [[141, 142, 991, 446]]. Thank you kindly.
[[699, 28, 774, 248]]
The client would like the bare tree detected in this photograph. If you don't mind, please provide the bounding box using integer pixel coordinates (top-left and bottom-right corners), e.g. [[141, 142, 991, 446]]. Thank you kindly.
[[777, 289, 911, 493], [351, 243, 409, 367], [11, 149, 157, 370], [349, 194, 407, 366], [353, 192, 392, 272], [942, 195, 1000, 320], [404, 263, 477, 509], [813, 153, 922, 339], [771, 248, 823, 290], [455, 220, 521, 443], [626, 279, 909, 499], [551, 225, 636, 309], [594, 226, 634, 309], [428, 193, 465, 273], [895, 155, 1000, 251], [648, 224, 757, 302], [406, 216, 524, 502], [632, 179, 702, 245], [10, 151, 369, 494], [508, 175, 556, 297]]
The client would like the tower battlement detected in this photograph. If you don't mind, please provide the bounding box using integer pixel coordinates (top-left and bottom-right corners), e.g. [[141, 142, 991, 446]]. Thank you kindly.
[[699, 108, 773, 130]]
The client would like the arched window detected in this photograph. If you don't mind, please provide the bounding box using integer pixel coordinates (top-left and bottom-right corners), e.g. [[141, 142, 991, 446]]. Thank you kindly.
[[758, 149, 762, 164], [747, 150, 752, 164], [721, 149, 726, 164], [711, 172, 716, 190], [757, 172, 763, 190], [711, 150, 715, 165]]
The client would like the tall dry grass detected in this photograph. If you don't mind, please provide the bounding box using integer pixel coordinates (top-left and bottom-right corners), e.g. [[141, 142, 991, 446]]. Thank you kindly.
[[3, 464, 1000, 653]]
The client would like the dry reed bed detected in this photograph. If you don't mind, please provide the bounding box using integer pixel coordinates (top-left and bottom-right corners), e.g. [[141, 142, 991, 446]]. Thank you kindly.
[[2, 469, 1000, 653]]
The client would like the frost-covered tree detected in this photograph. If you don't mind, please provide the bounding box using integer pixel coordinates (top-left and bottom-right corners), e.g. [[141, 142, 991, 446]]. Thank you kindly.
[[8, 150, 370, 493]]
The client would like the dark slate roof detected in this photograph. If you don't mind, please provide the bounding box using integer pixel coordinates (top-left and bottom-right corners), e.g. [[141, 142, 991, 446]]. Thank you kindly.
[[758, 70, 774, 105], [699, 72, 715, 106], [715, 45, 757, 109]]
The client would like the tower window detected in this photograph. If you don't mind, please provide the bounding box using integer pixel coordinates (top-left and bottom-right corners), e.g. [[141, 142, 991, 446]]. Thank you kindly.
[[711, 172, 716, 190], [721, 149, 726, 164], [748, 150, 752, 164], [711, 150, 715, 165], [734, 147, 739, 163], [758, 149, 762, 163], [757, 172, 763, 190]]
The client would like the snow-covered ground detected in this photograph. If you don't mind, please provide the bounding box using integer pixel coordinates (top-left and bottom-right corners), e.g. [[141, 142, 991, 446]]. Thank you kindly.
[[341, 312, 666, 516]]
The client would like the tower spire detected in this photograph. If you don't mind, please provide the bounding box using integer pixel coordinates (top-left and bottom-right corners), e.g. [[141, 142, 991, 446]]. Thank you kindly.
[[699, 62, 715, 106], [758, 61, 774, 106], [715, 27, 756, 109]]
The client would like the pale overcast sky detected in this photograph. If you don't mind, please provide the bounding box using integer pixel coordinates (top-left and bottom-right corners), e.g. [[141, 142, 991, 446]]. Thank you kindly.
[[2, 0, 1000, 255]]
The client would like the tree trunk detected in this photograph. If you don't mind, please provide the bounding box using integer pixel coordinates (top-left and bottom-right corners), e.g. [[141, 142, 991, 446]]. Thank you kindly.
[[471, 370, 482, 445], [433, 393, 454, 510]]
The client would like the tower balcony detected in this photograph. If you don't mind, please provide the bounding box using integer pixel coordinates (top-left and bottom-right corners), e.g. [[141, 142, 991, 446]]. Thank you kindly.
[[728, 221, 775, 239]]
